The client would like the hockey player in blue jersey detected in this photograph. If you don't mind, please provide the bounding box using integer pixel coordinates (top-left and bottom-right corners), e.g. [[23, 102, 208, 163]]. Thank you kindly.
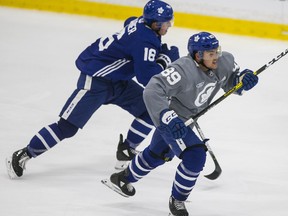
[[105, 32, 259, 216], [6, 0, 180, 178]]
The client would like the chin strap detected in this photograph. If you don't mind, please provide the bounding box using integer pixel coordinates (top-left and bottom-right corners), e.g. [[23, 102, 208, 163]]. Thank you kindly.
[[146, 21, 163, 36], [198, 59, 214, 71], [192, 54, 213, 71]]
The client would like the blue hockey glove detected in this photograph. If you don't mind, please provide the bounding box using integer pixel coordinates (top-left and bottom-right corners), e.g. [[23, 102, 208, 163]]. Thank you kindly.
[[159, 109, 188, 139], [234, 69, 259, 94], [156, 44, 180, 69]]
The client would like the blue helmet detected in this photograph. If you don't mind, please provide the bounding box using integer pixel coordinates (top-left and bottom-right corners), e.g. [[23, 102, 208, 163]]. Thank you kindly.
[[187, 32, 219, 57], [143, 0, 174, 26]]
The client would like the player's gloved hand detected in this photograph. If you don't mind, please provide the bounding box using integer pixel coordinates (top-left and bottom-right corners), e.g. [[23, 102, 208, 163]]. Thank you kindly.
[[156, 44, 180, 69], [234, 69, 259, 95], [159, 109, 187, 139]]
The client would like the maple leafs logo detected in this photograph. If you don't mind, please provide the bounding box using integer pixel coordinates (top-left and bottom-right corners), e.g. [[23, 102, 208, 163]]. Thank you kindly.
[[157, 7, 164, 14]]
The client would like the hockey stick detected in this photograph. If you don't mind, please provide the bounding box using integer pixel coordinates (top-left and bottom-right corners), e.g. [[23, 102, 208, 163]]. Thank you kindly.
[[194, 122, 222, 180], [184, 120, 222, 180], [185, 48, 288, 180]]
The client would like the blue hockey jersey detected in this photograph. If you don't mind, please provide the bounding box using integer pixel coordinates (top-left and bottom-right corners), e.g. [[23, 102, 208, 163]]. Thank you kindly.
[[76, 17, 164, 86]]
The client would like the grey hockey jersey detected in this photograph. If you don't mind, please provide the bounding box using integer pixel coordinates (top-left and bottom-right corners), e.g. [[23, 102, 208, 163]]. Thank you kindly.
[[143, 51, 240, 127]]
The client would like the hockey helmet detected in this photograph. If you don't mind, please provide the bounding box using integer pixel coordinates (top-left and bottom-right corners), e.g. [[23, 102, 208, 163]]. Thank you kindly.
[[143, 0, 174, 26], [188, 32, 221, 59]]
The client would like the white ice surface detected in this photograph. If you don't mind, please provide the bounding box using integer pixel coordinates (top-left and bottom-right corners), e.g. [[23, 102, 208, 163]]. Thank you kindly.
[[0, 7, 288, 216]]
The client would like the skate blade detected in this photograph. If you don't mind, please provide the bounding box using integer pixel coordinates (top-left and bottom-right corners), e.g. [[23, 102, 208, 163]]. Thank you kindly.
[[101, 178, 130, 198], [5, 157, 17, 179], [114, 160, 129, 170]]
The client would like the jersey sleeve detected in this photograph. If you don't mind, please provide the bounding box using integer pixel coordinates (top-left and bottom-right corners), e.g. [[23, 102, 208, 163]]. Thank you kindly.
[[143, 66, 185, 127], [219, 52, 241, 93]]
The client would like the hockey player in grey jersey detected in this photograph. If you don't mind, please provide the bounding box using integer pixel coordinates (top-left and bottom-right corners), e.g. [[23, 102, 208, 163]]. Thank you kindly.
[[106, 32, 258, 215]]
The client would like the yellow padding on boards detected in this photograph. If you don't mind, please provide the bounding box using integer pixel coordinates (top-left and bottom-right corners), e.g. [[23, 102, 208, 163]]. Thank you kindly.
[[0, 0, 142, 19], [1, 0, 288, 41], [176, 12, 288, 41]]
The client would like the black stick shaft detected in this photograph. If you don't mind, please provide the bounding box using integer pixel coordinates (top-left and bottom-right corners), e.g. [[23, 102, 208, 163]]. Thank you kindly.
[[194, 122, 222, 180]]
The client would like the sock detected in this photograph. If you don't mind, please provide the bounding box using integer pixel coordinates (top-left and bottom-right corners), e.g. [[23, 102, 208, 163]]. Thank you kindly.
[[27, 123, 64, 157], [125, 112, 154, 149]]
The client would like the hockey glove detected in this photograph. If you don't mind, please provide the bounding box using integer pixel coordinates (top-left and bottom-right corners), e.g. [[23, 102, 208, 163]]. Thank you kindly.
[[156, 44, 180, 69], [159, 109, 188, 139], [234, 69, 258, 95]]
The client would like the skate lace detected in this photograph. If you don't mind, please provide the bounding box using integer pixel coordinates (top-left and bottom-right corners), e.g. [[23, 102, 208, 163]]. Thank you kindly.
[[126, 183, 134, 192], [129, 148, 140, 156], [19, 153, 30, 170], [174, 200, 186, 210]]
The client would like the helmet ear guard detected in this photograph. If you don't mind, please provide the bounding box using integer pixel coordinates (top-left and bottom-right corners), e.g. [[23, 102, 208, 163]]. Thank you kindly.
[[143, 0, 174, 27]]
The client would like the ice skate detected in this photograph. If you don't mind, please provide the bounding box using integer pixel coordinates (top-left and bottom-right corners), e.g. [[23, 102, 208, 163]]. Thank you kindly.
[[168, 196, 189, 216], [102, 169, 135, 197], [115, 134, 139, 170], [6, 147, 31, 179]]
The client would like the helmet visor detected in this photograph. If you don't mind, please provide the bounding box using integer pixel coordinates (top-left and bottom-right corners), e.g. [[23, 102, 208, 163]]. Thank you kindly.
[[201, 46, 222, 60], [156, 17, 174, 28]]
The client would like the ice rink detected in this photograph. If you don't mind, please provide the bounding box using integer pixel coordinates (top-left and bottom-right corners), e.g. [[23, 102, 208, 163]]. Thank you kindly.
[[0, 7, 288, 216]]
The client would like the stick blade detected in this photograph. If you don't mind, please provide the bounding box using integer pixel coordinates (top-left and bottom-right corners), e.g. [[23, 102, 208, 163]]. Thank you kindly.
[[204, 165, 222, 180]]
